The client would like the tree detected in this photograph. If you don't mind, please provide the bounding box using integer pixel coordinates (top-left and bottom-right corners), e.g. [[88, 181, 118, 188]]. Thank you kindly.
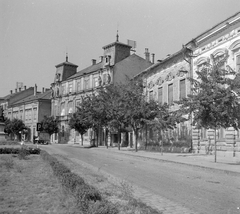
[[178, 53, 240, 162], [69, 104, 91, 146], [97, 84, 127, 150], [4, 118, 26, 141], [121, 79, 160, 152], [40, 116, 59, 136]]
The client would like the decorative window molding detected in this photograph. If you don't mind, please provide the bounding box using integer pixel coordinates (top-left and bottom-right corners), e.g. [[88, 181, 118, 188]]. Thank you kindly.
[[196, 57, 209, 66], [229, 39, 240, 51], [212, 48, 227, 58]]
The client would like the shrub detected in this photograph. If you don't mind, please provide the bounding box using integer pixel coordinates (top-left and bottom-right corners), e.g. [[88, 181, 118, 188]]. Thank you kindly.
[[40, 150, 117, 214], [0, 147, 40, 155], [18, 148, 30, 160]]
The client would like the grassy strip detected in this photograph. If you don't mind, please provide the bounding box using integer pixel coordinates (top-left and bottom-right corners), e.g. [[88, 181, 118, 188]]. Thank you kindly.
[[40, 150, 118, 214]]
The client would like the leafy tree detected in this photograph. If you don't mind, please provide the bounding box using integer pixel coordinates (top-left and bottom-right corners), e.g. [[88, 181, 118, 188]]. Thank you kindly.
[[178, 54, 240, 162], [97, 84, 127, 150], [69, 104, 91, 146], [4, 118, 26, 141], [41, 116, 59, 136], [121, 79, 160, 152]]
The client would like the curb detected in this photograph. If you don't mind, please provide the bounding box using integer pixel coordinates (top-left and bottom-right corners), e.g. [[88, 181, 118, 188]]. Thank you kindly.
[[97, 148, 240, 176]]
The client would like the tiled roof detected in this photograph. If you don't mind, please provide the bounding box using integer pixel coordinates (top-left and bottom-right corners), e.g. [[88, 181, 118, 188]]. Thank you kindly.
[[13, 90, 51, 105], [67, 62, 103, 80]]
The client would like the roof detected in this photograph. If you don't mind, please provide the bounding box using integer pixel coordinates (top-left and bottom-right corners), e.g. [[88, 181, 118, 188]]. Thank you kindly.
[[187, 11, 240, 45], [133, 48, 184, 79], [13, 90, 51, 106], [2, 87, 34, 101], [55, 60, 78, 68], [67, 61, 103, 80], [102, 41, 132, 50]]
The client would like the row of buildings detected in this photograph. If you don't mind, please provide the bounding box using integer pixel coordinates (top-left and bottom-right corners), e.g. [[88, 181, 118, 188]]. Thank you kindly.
[[1, 11, 240, 154]]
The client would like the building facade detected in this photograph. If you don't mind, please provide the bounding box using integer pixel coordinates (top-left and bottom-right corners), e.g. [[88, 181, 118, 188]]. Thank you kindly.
[[51, 36, 153, 144], [186, 11, 240, 155], [3, 85, 51, 141], [134, 49, 192, 149]]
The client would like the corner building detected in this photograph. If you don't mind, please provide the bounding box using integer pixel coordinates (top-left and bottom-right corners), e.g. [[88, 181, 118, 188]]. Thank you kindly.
[[51, 36, 152, 144], [186, 11, 240, 155]]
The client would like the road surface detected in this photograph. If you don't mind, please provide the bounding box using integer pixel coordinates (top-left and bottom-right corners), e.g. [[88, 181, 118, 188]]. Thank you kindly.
[[42, 144, 240, 214]]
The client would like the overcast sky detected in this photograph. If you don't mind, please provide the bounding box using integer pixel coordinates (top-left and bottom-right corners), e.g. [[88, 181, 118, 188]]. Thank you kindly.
[[1, 0, 240, 97]]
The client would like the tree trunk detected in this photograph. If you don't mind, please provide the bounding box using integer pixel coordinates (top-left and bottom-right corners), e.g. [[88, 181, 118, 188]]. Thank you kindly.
[[145, 125, 148, 150], [214, 128, 217, 163], [105, 128, 108, 149], [81, 134, 84, 146], [135, 129, 138, 152], [118, 128, 121, 150]]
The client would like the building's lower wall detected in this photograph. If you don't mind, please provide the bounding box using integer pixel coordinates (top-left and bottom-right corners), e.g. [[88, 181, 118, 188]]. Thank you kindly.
[[192, 128, 240, 157]]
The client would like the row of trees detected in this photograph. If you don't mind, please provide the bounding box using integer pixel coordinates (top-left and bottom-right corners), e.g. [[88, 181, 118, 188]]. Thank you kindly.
[[69, 78, 183, 151], [4, 116, 59, 141]]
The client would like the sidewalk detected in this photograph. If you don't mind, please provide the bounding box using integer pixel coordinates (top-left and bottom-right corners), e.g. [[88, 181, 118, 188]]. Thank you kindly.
[[71, 144, 240, 174]]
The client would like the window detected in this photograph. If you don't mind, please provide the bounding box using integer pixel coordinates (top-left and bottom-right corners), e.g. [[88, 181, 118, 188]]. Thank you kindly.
[[149, 91, 154, 101], [84, 77, 90, 90], [77, 80, 81, 92], [68, 82, 73, 93], [236, 55, 240, 73], [102, 73, 107, 85], [33, 108, 37, 121], [68, 101, 73, 114], [180, 79, 186, 100], [168, 84, 173, 104], [60, 103, 65, 116], [158, 87, 163, 105], [62, 85, 66, 95], [93, 75, 99, 88]]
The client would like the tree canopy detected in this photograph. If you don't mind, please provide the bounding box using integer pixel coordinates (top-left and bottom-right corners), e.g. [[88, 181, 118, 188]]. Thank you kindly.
[[40, 116, 59, 136]]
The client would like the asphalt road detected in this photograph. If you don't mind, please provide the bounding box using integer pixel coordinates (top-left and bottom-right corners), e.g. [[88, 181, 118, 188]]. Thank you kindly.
[[42, 144, 240, 214]]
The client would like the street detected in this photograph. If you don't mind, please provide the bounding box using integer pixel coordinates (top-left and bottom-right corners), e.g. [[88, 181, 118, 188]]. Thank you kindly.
[[42, 144, 240, 214]]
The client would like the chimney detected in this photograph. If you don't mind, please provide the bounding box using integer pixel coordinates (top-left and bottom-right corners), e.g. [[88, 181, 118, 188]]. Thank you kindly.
[[10, 90, 12, 94], [15, 89, 17, 93], [34, 84, 37, 96], [24, 86, 26, 90], [19, 88, 21, 92], [144, 48, 150, 62], [42, 87, 45, 93], [152, 53, 155, 64], [92, 59, 96, 65]]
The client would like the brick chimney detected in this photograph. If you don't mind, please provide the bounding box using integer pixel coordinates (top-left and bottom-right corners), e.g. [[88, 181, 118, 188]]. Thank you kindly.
[[152, 53, 155, 64], [42, 87, 45, 93], [34, 84, 37, 96], [10, 90, 12, 94], [144, 48, 150, 62], [92, 59, 96, 65]]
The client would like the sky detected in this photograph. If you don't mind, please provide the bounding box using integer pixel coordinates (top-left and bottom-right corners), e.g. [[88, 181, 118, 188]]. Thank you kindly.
[[1, 0, 240, 97]]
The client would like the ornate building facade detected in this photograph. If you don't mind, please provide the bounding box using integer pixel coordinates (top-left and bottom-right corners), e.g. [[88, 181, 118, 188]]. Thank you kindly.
[[134, 49, 192, 149], [186, 11, 240, 155], [51, 36, 152, 144]]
